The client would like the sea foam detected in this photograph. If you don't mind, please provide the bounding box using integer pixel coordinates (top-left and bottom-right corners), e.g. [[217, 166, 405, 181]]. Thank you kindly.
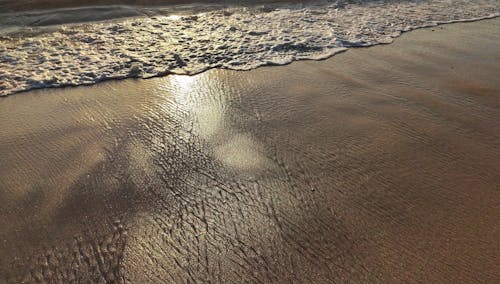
[[0, 0, 498, 96]]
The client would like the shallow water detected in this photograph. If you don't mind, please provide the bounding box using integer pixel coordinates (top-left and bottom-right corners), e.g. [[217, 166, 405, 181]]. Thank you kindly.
[[0, 0, 498, 96], [0, 0, 299, 12], [1, 19, 499, 282]]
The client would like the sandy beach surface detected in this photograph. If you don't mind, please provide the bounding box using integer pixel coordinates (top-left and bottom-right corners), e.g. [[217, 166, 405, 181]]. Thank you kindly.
[[1, 18, 499, 282]]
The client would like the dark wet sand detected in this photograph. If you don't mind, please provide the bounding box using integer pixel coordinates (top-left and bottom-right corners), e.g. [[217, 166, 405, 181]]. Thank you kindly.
[[1, 19, 500, 283], [0, 0, 300, 13], [0, 0, 212, 12]]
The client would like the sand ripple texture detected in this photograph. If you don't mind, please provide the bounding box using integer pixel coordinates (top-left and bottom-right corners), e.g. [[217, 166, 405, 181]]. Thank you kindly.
[[0, 0, 499, 96]]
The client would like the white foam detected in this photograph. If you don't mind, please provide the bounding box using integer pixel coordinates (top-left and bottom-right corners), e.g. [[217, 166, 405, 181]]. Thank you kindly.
[[0, 0, 498, 96]]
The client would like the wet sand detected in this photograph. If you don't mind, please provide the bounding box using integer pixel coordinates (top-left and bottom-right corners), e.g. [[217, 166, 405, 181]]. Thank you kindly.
[[0, 0, 300, 13], [1, 19, 500, 282], [0, 0, 218, 12]]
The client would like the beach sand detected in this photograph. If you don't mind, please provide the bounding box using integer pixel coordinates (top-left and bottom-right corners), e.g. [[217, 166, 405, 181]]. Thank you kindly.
[[0, 18, 499, 282]]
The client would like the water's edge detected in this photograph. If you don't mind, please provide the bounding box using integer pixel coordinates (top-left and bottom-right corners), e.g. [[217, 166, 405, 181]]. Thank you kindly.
[[0, 0, 498, 97]]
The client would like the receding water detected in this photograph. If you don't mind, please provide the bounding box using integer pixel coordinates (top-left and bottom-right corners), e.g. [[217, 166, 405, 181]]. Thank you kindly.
[[0, 0, 498, 96]]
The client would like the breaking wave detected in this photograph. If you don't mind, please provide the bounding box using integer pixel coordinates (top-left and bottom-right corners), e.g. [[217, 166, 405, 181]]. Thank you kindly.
[[0, 0, 498, 96]]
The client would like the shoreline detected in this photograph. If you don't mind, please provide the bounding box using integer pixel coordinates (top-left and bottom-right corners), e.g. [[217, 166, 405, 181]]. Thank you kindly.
[[1, 15, 499, 97], [1, 18, 500, 282], [1, 1, 498, 97]]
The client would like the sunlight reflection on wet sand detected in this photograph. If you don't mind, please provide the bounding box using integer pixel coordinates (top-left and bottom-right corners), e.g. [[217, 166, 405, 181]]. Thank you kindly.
[[1, 19, 500, 282]]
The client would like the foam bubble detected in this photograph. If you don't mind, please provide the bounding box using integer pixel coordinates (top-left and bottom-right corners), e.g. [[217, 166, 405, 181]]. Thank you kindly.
[[0, 0, 498, 96]]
